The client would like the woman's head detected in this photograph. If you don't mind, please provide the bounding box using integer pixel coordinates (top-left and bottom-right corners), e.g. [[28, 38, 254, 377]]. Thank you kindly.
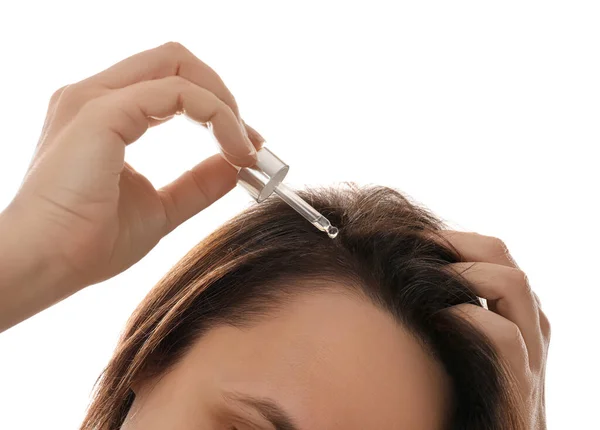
[[81, 184, 525, 430]]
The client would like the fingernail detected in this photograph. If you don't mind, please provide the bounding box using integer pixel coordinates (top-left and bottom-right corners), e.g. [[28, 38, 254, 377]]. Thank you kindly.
[[243, 121, 266, 144], [208, 121, 257, 167], [246, 136, 258, 157], [243, 132, 258, 158], [239, 119, 250, 138], [237, 120, 255, 151], [220, 142, 257, 167]]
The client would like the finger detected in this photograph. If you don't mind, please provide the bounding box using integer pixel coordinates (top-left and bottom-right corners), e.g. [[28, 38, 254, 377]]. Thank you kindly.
[[446, 303, 531, 393], [81, 42, 243, 122], [44, 43, 267, 155], [148, 114, 176, 128], [76, 75, 257, 168], [444, 262, 543, 370], [428, 230, 520, 269], [241, 119, 266, 150], [429, 230, 525, 315], [184, 117, 264, 149], [157, 154, 237, 234]]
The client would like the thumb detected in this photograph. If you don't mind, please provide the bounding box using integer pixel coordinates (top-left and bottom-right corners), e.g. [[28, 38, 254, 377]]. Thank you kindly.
[[157, 154, 238, 234]]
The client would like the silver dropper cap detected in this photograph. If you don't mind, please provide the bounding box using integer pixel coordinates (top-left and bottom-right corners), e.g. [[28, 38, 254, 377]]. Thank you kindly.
[[236, 146, 289, 202], [236, 146, 339, 239]]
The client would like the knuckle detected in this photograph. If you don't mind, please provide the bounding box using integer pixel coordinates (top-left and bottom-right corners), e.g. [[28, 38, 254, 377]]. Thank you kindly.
[[212, 100, 236, 124], [539, 310, 551, 341], [487, 235, 510, 257], [189, 168, 211, 203], [49, 85, 69, 105], [497, 320, 525, 351], [53, 83, 94, 111], [167, 76, 193, 110], [217, 97, 235, 115], [154, 42, 194, 77], [509, 268, 533, 296], [60, 83, 80, 104], [224, 93, 240, 117], [168, 75, 191, 88], [162, 41, 191, 57], [158, 41, 239, 119]]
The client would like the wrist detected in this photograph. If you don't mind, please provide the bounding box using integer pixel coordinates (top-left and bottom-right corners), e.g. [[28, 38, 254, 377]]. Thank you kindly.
[[0, 202, 77, 332]]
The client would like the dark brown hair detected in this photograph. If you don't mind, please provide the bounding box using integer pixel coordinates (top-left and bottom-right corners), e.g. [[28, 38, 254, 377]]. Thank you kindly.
[[80, 183, 526, 429]]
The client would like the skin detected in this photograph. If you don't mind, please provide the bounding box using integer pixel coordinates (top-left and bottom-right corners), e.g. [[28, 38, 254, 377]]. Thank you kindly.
[[0, 42, 550, 428], [123, 291, 453, 430]]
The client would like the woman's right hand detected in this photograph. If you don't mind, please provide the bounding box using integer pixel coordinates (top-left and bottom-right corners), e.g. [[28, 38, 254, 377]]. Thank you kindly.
[[438, 231, 550, 429], [0, 42, 264, 331]]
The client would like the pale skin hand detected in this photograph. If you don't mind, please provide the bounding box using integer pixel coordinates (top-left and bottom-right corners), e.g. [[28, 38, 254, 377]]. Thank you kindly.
[[434, 231, 551, 429], [0, 42, 264, 332]]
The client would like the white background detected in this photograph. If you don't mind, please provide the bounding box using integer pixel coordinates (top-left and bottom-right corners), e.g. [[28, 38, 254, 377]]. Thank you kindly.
[[0, 1, 598, 428]]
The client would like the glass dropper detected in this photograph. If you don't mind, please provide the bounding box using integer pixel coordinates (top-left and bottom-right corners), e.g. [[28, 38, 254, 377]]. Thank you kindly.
[[273, 182, 339, 239], [235, 146, 339, 239]]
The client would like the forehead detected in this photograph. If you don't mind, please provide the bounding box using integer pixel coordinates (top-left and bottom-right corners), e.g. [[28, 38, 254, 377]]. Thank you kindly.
[[179, 288, 452, 429]]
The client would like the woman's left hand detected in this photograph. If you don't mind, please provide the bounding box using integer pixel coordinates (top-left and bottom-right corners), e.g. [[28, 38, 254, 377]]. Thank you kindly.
[[438, 231, 550, 429]]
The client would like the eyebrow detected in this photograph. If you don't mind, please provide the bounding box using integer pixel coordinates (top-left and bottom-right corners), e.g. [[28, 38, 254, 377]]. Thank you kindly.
[[222, 391, 301, 430]]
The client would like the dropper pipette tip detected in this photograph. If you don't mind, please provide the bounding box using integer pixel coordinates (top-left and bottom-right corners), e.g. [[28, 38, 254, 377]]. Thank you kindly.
[[273, 183, 339, 239], [326, 225, 339, 239]]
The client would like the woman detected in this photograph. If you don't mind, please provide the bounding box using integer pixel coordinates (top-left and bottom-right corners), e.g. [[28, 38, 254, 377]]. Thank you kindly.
[[0, 42, 549, 429]]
